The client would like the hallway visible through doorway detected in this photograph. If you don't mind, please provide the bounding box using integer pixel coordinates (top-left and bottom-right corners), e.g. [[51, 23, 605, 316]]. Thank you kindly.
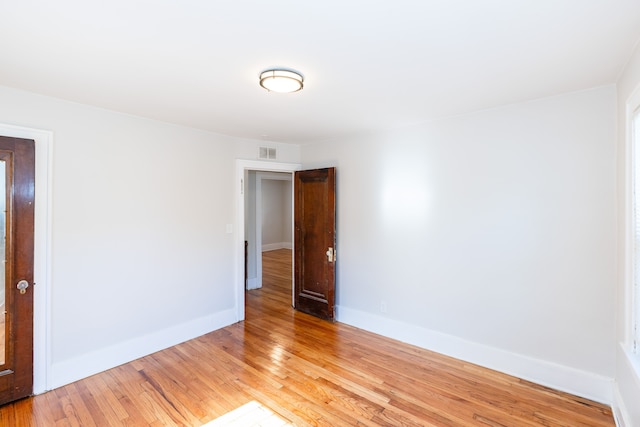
[[246, 249, 292, 315]]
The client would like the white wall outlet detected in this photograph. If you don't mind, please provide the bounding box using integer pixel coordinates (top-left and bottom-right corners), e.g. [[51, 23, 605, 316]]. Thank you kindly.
[[380, 301, 387, 313]]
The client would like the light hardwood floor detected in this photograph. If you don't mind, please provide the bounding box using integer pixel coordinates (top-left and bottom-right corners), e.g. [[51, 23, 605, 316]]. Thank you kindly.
[[0, 249, 614, 426]]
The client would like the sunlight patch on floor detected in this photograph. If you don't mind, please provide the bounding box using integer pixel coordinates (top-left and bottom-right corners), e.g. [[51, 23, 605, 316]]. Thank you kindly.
[[203, 400, 294, 426]]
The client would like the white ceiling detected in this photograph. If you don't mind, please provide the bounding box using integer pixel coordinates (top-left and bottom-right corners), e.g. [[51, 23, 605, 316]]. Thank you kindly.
[[1, 1, 640, 144]]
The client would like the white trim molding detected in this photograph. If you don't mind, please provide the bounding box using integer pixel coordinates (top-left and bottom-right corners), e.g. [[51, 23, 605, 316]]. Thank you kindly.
[[0, 123, 53, 394], [246, 277, 260, 291], [625, 82, 640, 353], [616, 82, 640, 427], [262, 242, 293, 252], [50, 309, 236, 389], [337, 306, 614, 405], [613, 344, 640, 427]]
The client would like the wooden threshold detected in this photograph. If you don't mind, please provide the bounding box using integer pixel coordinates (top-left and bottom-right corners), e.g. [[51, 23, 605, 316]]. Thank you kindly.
[[0, 249, 614, 426]]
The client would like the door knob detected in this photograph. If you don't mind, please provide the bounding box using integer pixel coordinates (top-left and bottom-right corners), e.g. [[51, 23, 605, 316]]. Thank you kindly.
[[326, 247, 335, 263], [17, 280, 29, 294]]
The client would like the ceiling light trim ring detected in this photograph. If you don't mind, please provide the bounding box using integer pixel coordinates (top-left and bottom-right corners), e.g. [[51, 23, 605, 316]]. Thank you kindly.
[[259, 69, 304, 93]]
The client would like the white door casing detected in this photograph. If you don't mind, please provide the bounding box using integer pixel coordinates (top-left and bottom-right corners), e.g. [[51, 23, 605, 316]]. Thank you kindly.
[[235, 159, 300, 321]]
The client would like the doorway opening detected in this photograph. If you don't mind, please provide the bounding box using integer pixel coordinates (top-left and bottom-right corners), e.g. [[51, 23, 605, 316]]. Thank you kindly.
[[235, 160, 300, 322], [245, 171, 293, 293], [244, 171, 294, 319]]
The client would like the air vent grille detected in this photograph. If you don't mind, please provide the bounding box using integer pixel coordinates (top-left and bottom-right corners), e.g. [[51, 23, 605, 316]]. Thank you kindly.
[[259, 147, 277, 160]]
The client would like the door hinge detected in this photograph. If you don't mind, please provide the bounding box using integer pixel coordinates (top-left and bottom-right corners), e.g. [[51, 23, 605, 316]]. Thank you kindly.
[[241, 178, 244, 195]]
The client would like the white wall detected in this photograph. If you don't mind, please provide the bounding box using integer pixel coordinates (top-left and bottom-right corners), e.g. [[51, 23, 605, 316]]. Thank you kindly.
[[262, 178, 292, 251], [0, 85, 300, 389], [615, 39, 640, 427], [261, 180, 284, 247], [302, 86, 617, 403], [283, 180, 292, 244]]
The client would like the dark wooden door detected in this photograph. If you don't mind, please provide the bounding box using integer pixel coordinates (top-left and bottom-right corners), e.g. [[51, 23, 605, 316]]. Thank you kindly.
[[0, 136, 35, 405], [294, 168, 336, 321]]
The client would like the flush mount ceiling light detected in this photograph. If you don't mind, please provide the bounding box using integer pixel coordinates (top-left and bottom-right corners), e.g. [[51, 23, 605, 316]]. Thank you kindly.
[[259, 69, 304, 93]]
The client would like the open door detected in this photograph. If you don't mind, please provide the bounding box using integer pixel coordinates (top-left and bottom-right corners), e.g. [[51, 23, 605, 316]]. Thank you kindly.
[[0, 136, 35, 405], [294, 167, 336, 321]]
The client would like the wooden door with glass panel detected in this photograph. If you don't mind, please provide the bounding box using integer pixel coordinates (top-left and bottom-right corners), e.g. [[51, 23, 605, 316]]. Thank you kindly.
[[0, 136, 35, 405]]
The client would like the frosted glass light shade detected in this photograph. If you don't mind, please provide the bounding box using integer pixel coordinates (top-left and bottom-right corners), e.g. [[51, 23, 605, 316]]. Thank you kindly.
[[259, 69, 304, 93]]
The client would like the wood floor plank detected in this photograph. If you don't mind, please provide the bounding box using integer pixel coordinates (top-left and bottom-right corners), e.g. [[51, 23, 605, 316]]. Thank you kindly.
[[0, 249, 615, 426]]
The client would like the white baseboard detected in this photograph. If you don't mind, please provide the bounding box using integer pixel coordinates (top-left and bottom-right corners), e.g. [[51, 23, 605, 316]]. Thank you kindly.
[[262, 242, 292, 252], [612, 384, 629, 427], [49, 309, 237, 390], [612, 345, 640, 427], [246, 277, 261, 290], [336, 306, 613, 405]]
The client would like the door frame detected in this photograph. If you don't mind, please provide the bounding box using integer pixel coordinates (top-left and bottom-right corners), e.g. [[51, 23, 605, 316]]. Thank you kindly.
[[235, 159, 300, 321], [252, 171, 293, 290], [0, 123, 52, 395]]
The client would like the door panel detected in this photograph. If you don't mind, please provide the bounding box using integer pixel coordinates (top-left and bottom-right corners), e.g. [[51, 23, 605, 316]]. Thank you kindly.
[[0, 136, 35, 405], [294, 168, 336, 321]]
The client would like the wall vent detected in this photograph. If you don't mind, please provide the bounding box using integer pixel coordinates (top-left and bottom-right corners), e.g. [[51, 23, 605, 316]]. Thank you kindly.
[[259, 147, 277, 160]]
